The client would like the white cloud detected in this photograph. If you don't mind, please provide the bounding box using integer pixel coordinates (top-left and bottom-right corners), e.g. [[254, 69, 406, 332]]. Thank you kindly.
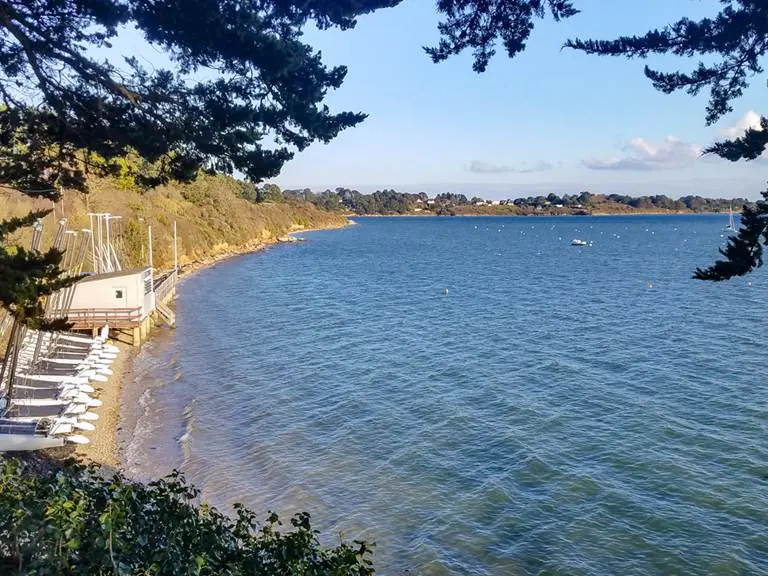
[[721, 111, 763, 139], [719, 111, 768, 160], [583, 137, 702, 171], [468, 160, 553, 174]]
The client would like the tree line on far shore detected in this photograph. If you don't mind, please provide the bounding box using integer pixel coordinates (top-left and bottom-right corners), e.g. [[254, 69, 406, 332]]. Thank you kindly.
[[238, 184, 747, 216]]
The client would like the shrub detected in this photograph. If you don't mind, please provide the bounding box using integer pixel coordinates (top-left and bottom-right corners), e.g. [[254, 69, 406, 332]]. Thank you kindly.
[[0, 458, 375, 575]]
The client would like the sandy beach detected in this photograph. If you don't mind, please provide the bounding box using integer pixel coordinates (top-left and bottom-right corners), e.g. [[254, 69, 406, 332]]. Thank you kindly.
[[66, 341, 135, 468]]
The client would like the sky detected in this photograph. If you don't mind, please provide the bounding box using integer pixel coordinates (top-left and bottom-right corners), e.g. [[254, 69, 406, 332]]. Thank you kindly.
[[106, 0, 768, 199]]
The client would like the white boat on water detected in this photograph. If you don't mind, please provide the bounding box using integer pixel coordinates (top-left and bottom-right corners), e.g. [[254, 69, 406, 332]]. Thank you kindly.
[[725, 205, 736, 231], [571, 239, 588, 246]]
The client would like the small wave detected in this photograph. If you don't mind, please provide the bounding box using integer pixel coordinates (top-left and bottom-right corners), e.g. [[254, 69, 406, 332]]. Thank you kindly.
[[179, 401, 195, 468]]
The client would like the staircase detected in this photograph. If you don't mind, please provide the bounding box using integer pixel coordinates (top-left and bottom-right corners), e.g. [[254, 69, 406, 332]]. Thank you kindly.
[[155, 301, 176, 327]]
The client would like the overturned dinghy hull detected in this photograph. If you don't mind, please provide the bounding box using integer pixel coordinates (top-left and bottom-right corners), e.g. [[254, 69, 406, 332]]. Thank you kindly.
[[0, 434, 66, 451], [0, 420, 65, 451]]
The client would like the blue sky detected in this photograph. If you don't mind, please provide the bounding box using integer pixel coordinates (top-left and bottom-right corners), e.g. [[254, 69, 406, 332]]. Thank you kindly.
[[273, 0, 768, 199], [107, 0, 768, 199]]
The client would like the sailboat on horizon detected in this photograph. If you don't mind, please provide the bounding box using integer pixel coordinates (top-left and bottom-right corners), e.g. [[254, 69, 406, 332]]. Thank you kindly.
[[725, 204, 736, 231]]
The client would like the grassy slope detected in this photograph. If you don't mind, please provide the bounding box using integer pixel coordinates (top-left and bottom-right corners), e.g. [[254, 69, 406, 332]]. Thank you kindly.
[[0, 174, 349, 271]]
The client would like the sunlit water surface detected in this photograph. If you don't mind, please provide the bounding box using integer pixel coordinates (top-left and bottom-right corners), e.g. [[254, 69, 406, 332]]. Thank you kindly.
[[119, 215, 768, 575]]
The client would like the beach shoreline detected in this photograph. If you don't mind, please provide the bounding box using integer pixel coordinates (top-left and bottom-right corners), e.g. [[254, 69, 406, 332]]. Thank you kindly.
[[177, 219, 353, 284], [69, 341, 134, 468], [61, 218, 352, 470]]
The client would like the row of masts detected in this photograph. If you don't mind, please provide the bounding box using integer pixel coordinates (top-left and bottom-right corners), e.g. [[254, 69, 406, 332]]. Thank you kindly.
[[88, 213, 122, 274], [0, 213, 121, 449], [0, 208, 181, 350], [88, 213, 178, 274], [0, 217, 92, 399]]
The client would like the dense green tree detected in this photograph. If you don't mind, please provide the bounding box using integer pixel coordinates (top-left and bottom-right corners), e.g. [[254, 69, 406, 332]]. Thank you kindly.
[[435, 192, 469, 205], [260, 183, 284, 203], [0, 212, 73, 330], [577, 191, 593, 206]]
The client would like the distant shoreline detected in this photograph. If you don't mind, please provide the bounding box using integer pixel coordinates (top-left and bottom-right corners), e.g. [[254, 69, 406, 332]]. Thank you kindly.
[[349, 210, 730, 218]]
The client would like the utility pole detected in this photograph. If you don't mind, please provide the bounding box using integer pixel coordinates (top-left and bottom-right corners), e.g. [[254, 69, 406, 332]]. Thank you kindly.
[[173, 221, 178, 272], [138, 217, 146, 265], [148, 225, 153, 271], [88, 214, 96, 273], [104, 213, 112, 272]]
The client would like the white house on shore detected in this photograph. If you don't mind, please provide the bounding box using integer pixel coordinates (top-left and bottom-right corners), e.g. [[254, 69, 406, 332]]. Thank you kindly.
[[67, 268, 155, 343]]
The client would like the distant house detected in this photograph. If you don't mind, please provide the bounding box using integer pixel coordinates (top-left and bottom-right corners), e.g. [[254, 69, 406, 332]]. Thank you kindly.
[[474, 201, 485, 206], [427, 200, 436, 205], [553, 204, 564, 208], [414, 208, 424, 212], [415, 198, 424, 204], [491, 200, 501, 206]]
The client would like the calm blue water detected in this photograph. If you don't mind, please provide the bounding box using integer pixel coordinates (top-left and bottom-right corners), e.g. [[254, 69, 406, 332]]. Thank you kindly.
[[119, 215, 768, 575]]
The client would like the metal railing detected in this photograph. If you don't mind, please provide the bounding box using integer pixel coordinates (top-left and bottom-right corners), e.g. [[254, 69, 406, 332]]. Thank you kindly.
[[154, 269, 177, 303]]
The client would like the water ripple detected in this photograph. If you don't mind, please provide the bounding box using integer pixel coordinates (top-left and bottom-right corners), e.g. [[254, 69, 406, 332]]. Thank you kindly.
[[123, 216, 768, 575]]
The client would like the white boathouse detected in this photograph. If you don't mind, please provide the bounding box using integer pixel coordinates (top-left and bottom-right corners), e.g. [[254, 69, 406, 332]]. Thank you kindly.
[[67, 268, 155, 344]]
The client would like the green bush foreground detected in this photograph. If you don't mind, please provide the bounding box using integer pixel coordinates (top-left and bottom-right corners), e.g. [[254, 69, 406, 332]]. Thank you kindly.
[[0, 458, 374, 575]]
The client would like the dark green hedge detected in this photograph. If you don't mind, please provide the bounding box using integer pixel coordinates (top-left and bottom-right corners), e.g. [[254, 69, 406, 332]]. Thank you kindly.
[[0, 458, 374, 575]]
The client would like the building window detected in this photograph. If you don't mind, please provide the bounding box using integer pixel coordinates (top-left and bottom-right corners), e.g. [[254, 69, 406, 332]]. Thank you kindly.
[[115, 290, 123, 299]]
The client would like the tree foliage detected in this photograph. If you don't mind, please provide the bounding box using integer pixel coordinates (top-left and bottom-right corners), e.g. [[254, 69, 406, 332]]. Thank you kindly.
[[0, 210, 74, 330], [0, 0, 398, 197], [694, 187, 768, 281], [0, 458, 374, 575], [282, 187, 741, 216], [424, 0, 579, 72], [563, 1, 767, 127]]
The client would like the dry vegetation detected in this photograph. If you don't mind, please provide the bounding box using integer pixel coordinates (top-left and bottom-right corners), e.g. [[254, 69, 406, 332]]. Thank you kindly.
[[0, 175, 349, 271]]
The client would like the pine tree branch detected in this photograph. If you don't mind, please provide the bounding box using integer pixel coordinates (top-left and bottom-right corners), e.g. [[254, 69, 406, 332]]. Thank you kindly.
[[694, 185, 768, 281]]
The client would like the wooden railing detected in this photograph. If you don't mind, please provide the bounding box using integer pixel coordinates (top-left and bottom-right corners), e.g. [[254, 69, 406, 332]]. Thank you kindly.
[[153, 269, 177, 304], [66, 307, 144, 329]]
